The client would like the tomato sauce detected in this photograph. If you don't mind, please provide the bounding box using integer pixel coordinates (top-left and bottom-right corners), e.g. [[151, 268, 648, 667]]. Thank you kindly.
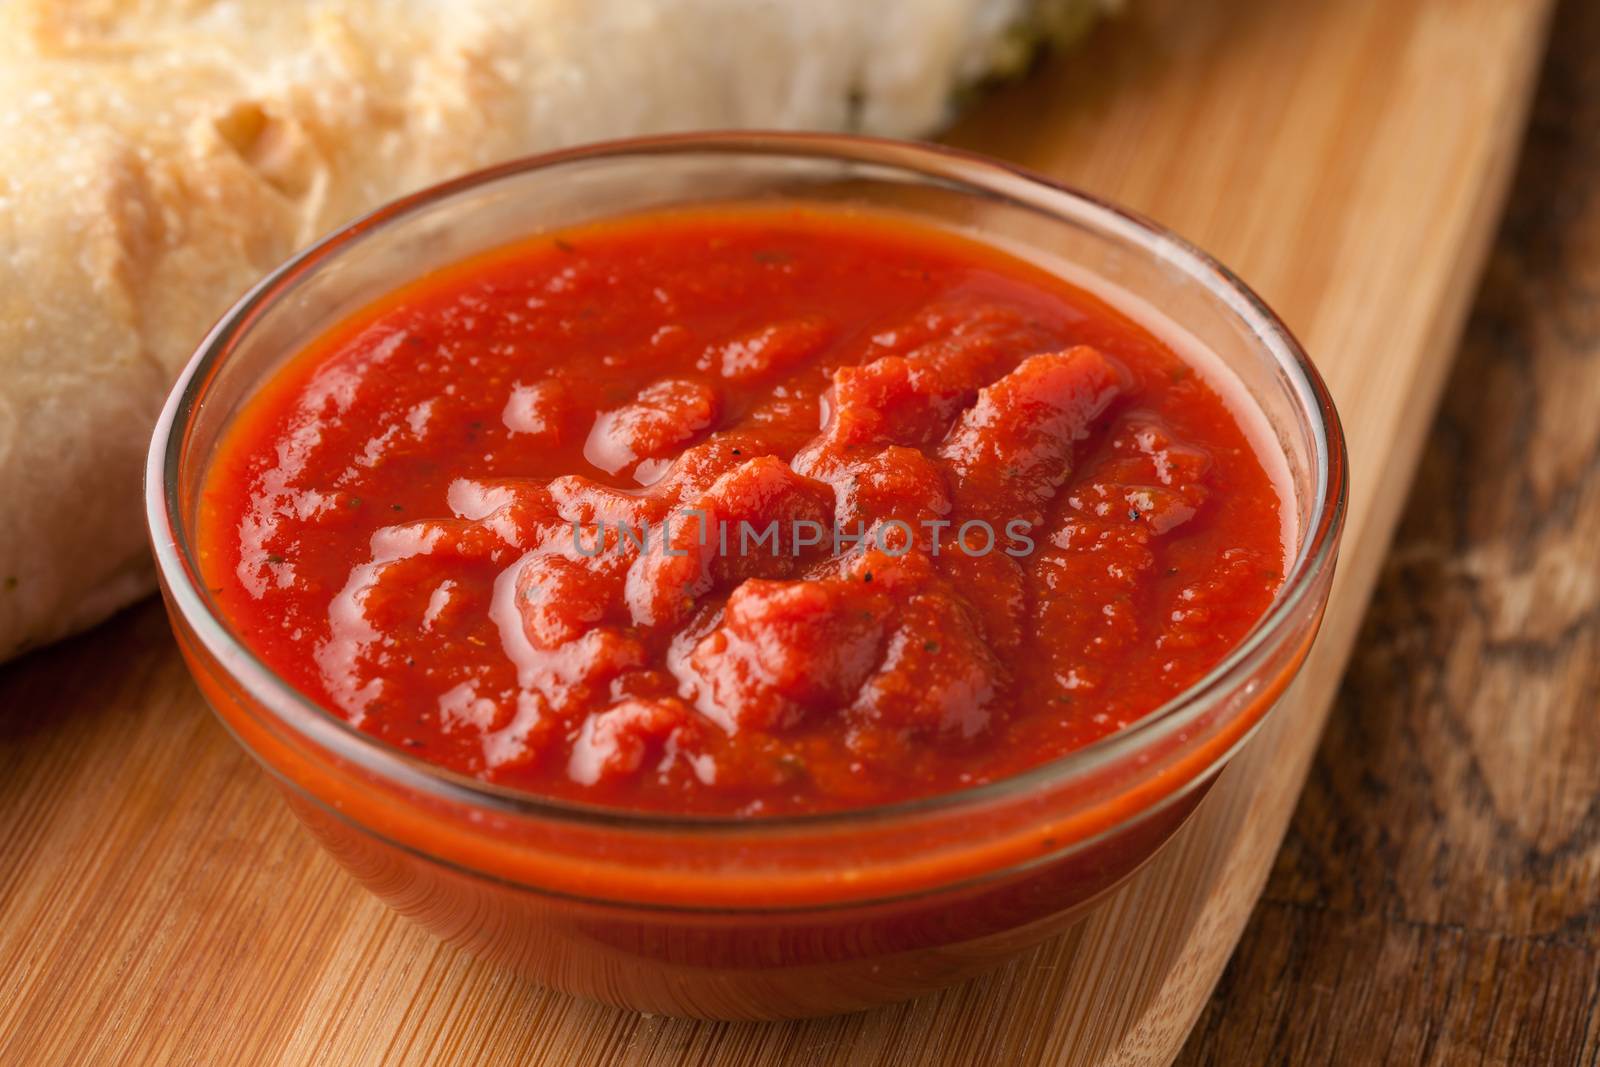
[[199, 206, 1285, 816]]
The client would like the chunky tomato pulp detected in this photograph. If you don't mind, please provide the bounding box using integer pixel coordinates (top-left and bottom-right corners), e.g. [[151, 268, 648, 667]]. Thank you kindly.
[[200, 207, 1285, 815]]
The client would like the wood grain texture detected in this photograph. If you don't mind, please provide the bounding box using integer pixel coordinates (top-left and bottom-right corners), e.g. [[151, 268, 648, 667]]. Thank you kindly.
[[0, 0, 1555, 1063], [1178, 0, 1600, 1061]]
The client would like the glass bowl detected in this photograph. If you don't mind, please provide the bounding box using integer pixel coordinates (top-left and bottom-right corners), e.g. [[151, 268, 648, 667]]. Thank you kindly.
[[146, 132, 1347, 1020]]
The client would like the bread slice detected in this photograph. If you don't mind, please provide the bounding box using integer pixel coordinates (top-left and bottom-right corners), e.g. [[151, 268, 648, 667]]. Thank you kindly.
[[0, 0, 1112, 660]]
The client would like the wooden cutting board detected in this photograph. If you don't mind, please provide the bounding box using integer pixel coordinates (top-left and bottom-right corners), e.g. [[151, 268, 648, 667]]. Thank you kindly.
[[0, 1, 1553, 1063]]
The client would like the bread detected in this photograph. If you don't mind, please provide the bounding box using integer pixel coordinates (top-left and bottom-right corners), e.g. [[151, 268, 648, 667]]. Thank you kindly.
[[0, 0, 1112, 660]]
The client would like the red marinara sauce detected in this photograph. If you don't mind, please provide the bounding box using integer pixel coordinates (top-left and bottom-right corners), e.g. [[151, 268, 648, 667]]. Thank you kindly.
[[200, 206, 1286, 816]]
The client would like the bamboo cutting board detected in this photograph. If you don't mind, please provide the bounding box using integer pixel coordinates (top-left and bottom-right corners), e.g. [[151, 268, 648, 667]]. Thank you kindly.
[[0, 1, 1554, 1063]]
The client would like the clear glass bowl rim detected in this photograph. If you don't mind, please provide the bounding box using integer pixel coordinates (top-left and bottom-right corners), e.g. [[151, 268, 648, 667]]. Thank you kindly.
[[146, 130, 1349, 835]]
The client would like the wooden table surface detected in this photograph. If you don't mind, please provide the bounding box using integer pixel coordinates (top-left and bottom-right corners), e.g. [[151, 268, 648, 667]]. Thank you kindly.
[[0, 1, 1573, 1064], [1179, 0, 1600, 1061]]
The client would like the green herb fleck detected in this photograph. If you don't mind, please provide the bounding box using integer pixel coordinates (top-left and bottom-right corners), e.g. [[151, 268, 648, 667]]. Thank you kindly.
[[266, 553, 285, 564], [923, 640, 940, 654], [776, 753, 808, 777], [553, 238, 576, 253], [863, 571, 873, 583], [347, 496, 362, 508], [1127, 508, 1141, 522], [390, 503, 404, 512]]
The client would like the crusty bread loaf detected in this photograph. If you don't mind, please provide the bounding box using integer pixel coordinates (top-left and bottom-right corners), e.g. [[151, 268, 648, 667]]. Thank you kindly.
[[0, 0, 1110, 660]]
